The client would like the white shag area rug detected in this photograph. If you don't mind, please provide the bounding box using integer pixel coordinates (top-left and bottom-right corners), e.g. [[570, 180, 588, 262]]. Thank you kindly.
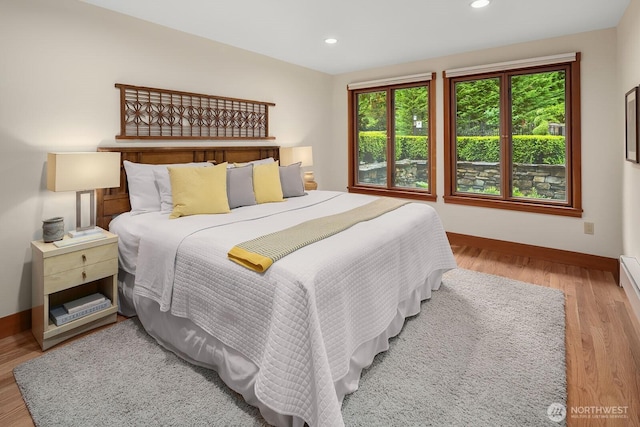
[[14, 268, 566, 426]]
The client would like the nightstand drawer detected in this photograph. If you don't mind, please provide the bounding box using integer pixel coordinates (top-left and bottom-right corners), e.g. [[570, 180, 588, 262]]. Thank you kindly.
[[44, 258, 118, 295], [43, 243, 117, 276]]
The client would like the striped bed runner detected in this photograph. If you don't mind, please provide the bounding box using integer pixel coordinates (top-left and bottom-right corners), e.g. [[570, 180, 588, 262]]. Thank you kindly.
[[228, 197, 409, 272]]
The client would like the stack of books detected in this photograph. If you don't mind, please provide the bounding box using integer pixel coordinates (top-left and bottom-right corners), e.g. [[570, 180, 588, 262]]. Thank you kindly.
[[49, 293, 110, 326]]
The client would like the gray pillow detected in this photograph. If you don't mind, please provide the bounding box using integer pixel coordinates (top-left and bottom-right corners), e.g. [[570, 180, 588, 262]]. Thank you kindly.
[[227, 164, 257, 209], [279, 162, 305, 198]]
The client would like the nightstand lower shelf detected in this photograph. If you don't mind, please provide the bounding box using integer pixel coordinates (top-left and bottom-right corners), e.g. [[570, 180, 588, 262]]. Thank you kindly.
[[39, 307, 117, 350]]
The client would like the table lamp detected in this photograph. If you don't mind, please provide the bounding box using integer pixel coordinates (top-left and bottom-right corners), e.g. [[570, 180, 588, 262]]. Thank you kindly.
[[280, 146, 316, 190], [47, 152, 121, 237]]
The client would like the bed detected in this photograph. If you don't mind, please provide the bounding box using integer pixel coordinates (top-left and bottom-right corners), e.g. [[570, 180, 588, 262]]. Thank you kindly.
[[97, 145, 457, 427]]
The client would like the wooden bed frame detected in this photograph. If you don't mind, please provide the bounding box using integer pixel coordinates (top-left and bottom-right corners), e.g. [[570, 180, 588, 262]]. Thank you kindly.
[[96, 145, 280, 230]]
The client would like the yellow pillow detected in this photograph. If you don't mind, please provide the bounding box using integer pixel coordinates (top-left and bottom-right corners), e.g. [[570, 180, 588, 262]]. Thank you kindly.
[[253, 162, 284, 204], [168, 162, 230, 218]]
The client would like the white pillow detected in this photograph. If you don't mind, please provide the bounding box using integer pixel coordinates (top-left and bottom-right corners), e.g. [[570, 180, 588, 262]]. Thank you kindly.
[[249, 157, 275, 166], [233, 157, 275, 167], [154, 168, 174, 213], [123, 161, 210, 214]]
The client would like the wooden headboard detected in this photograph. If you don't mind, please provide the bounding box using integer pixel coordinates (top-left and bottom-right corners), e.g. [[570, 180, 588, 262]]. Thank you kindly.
[[96, 145, 279, 230]]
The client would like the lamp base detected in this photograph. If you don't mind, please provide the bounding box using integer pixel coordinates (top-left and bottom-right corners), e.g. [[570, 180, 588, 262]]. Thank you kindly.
[[304, 171, 317, 191]]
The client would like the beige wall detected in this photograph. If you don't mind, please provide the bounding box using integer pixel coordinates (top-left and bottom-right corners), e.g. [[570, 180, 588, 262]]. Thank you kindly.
[[0, 0, 627, 320], [329, 29, 622, 260], [618, 0, 640, 259], [0, 0, 333, 318]]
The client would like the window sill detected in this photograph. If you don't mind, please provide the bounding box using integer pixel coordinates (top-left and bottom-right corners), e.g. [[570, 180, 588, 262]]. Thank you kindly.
[[443, 194, 582, 217], [348, 186, 437, 202]]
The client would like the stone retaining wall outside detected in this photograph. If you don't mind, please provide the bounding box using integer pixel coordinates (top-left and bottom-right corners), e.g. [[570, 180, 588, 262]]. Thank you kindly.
[[358, 161, 566, 200], [358, 160, 428, 188], [456, 161, 566, 199]]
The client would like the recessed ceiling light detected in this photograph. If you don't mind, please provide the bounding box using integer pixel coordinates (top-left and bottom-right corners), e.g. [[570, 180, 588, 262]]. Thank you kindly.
[[470, 0, 490, 8], [325, 38, 338, 44]]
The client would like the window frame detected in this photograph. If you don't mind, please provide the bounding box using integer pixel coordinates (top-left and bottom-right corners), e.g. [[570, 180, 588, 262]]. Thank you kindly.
[[443, 54, 582, 217], [348, 75, 437, 202]]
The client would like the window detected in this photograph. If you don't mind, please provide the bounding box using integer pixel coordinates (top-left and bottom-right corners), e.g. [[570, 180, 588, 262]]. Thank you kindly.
[[348, 73, 436, 201], [443, 53, 582, 216]]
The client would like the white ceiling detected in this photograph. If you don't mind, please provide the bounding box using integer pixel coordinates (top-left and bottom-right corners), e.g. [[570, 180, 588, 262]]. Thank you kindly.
[[82, 0, 629, 75]]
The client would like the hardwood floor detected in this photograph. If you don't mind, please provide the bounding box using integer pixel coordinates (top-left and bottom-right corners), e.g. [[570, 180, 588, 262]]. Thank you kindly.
[[1, 246, 639, 426], [454, 245, 640, 427]]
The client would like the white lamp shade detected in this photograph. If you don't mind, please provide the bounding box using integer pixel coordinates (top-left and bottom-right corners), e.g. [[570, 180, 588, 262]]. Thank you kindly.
[[280, 146, 313, 167], [47, 152, 121, 192]]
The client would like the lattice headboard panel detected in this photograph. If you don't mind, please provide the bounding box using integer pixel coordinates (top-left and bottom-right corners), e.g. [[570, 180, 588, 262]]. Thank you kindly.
[[115, 84, 276, 140]]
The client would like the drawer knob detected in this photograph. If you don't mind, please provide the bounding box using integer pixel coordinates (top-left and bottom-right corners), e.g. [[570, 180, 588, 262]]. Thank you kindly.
[[82, 271, 87, 280], [82, 254, 87, 262]]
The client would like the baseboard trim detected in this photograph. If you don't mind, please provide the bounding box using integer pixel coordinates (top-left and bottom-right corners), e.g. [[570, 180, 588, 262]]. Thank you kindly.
[[0, 309, 31, 340], [447, 232, 619, 282]]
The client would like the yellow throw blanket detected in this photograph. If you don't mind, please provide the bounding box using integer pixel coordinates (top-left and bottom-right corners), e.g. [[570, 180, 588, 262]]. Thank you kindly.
[[228, 197, 409, 272]]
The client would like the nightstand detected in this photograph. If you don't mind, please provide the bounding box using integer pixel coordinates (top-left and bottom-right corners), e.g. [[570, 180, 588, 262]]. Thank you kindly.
[[31, 229, 118, 350]]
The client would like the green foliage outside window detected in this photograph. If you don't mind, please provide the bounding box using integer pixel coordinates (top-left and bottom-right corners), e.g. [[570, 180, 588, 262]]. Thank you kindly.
[[456, 135, 566, 164], [357, 87, 428, 134], [455, 72, 565, 136], [358, 131, 427, 163], [359, 132, 565, 165]]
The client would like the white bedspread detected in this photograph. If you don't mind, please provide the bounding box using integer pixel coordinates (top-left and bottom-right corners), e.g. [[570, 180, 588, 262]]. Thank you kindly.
[[118, 191, 456, 427]]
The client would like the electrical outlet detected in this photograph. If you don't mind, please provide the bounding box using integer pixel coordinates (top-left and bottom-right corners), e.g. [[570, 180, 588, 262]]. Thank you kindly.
[[584, 222, 594, 235]]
